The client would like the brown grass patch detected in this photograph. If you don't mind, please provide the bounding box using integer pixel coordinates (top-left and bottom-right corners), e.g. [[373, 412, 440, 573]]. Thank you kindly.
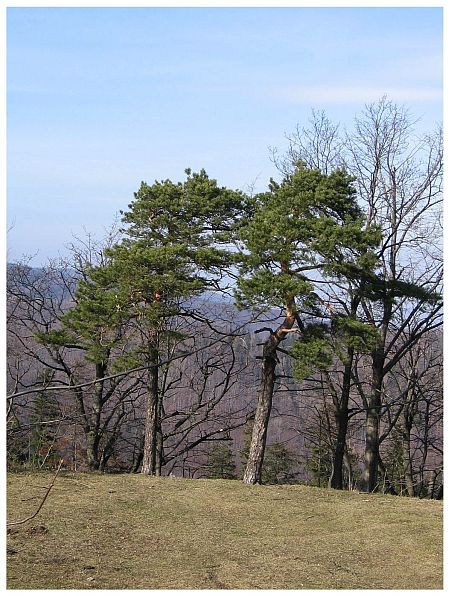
[[7, 471, 443, 589]]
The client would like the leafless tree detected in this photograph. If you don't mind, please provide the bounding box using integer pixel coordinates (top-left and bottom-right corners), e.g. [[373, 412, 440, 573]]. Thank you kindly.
[[346, 99, 443, 492], [277, 99, 443, 493]]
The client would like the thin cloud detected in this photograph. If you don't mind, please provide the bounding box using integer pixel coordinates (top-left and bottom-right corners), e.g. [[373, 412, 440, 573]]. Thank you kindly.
[[273, 85, 442, 104]]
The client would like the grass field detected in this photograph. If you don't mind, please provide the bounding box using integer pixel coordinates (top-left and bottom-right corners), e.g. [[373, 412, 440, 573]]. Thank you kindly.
[[6, 471, 443, 589]]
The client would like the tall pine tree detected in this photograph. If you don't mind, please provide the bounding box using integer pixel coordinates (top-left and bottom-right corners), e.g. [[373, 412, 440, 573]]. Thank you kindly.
[[236, 163, 379, 484], [105, 169, 248, 475]]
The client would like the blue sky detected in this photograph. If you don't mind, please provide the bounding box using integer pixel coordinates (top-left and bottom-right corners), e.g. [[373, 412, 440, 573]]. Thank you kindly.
[[7, 7, 443, 264]]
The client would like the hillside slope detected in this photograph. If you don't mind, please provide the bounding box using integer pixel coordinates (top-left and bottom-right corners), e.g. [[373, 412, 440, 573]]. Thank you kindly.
[[7, 472, 443, 589]]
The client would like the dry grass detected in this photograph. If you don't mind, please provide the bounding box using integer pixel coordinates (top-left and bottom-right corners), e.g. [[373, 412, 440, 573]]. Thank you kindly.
[[7, 471, 443, 589]]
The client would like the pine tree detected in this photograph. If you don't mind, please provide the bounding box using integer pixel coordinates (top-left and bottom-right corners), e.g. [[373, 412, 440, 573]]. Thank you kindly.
[[305, 443, 333, 488], [35, 259, 131, 471], [35, 170, 248, 474], [275, 102, 443, 494], [206, 443, 236, 479], [236, 163, 379, 484], [104, 169, 248, 475], [261, 443, 296, 485], [240, 421, 296, 484]]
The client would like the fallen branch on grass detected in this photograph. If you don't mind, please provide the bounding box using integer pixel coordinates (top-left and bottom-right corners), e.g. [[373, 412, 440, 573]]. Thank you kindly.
[[7, 460, 64, 527]]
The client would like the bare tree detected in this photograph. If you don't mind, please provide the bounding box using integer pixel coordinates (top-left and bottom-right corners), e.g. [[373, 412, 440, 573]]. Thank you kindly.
[[270, 109, 344, 175], [346, 99, 443, 492], [278, 99, 442, 493]]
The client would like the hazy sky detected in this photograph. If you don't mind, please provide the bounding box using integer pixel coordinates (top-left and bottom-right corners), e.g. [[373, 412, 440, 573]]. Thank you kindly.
[[7, 7, 443, 264]]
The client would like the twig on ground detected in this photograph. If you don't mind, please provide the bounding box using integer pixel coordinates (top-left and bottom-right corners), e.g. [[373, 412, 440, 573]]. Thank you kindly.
[[7, 460, 64, 527]]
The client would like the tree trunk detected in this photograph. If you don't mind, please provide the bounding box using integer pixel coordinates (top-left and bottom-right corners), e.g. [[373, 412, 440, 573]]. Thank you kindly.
[[363, 407, 379, 492], [362, 349, 384, 492], [141, 343, 159, 475], [243, 296, 296, 485], [343, 449, 354, 490], [86, 362, 106, 471], [155, 398, 164, 476], [131, 437, 144, 473], [86, 430, 101, 471], [242, 349, 277, 484], [330, 410, 349, 489], [402, 411, 415, 497], [330, 348, 353, 490]]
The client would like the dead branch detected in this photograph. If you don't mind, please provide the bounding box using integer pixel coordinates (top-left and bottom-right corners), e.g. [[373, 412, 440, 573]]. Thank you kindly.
[[7, 459, 64, 527]]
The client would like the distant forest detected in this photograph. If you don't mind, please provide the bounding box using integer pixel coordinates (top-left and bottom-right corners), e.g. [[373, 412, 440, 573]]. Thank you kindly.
[[7, 100, 443, 498]]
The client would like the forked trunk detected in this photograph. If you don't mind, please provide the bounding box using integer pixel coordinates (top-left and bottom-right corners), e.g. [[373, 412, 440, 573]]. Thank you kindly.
[[243, 294, 296, 485]]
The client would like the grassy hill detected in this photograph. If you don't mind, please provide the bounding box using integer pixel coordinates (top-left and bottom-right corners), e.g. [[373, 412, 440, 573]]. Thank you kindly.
[[7, 471, 443, 589]]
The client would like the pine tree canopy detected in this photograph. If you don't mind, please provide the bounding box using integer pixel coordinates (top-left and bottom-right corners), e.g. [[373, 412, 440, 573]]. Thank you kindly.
[[235, 163, 380, 311], [111, 169, 249, 302], [35, 170, 249, 367]]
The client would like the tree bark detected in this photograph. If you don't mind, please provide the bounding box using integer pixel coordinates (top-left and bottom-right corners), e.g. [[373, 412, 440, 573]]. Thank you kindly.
[[242, 348, 277, 484], [86, 430, 101, 471], [155, 397, 164, 476], [141, 342, 159, 475], [243, 298, 296, 485], [86, 362, 106, 471], [343, 449, 354, 490], [402, 410, 415, 497], [330, 411, 349, 489], [329, 348, 353, 490], [362, 349, 384, 492]]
